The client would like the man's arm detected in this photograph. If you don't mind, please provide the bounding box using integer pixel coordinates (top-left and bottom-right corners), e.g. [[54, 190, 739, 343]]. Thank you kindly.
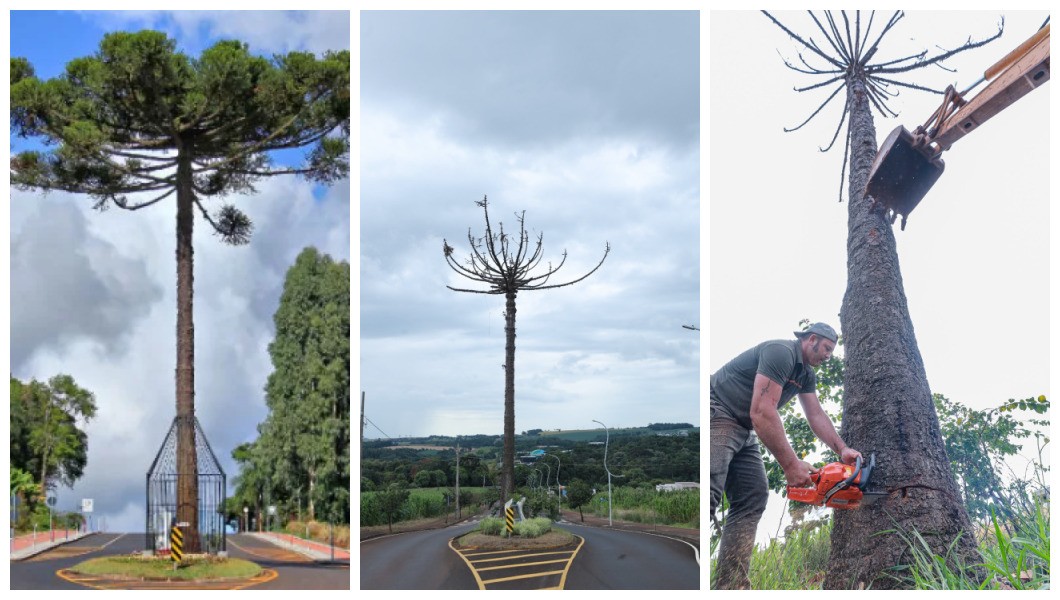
[[797, 392, 846, 453], [798, 392, 862, 465], [749, 374, 801, 470]]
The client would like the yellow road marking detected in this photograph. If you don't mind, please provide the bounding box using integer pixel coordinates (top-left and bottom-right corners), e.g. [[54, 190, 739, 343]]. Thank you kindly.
[[469, 550, 574, 564], [55, 568, 279, 590], [448, 538, 487, 590], [481, 569, 567, 584], [557, 534, 585, 590], [460, 548, 524, 557], [450, 533, 584, 590], [474, 558, 571, 572]]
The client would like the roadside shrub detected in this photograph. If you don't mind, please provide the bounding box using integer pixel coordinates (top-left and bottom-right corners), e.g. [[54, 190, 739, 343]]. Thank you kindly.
[[478, 517, 504, 536], [515, 518, 552, 538]]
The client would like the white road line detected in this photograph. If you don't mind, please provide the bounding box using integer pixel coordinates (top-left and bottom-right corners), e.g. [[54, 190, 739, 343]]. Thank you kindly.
[[559, 523, 700, 565], [100, 533, 127, 549]]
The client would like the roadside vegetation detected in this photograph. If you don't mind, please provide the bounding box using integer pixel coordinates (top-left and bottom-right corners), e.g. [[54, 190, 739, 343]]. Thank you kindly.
[[455, 517, 575, 550], [361, 424, 699, 533]]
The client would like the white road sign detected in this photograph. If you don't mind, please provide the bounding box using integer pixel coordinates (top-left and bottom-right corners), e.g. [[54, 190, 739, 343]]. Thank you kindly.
[[81, 498, 94, 513]]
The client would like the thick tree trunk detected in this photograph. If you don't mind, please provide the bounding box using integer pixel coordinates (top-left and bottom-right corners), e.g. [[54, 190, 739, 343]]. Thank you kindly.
[[175, 149, 201, 553], [825, 76, 981, 589], [502, 290, 517, 502]]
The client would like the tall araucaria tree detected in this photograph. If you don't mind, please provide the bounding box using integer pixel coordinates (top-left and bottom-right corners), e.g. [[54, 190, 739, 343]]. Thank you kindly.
[[443, 197, 609, 501], [764, 11, 1004, 588], [11, 31, 349, 552]]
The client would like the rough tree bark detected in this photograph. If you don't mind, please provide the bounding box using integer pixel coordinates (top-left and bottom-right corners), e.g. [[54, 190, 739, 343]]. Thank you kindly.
[[761, 11, 1005, 588], [175, 148, 201, 553], [827, 75, 980, 589]]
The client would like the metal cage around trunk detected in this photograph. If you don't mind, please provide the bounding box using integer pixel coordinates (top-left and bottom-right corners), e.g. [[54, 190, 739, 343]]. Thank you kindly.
[[145, 416, 227, 555]]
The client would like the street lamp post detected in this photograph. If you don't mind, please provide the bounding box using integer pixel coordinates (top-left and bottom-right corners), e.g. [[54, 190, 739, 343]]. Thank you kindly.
[[592, 419, 617, 527], [546, 454, 562, 517], [243, 507, 248, 533]]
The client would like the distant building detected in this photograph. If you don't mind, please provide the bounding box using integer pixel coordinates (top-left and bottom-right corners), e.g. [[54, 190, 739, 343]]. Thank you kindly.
[[656, 482, 700, 492]]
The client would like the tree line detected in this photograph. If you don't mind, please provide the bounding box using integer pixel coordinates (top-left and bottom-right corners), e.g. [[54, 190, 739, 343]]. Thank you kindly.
[[362, 429, 699, 493], [227, 247, 351, 529]]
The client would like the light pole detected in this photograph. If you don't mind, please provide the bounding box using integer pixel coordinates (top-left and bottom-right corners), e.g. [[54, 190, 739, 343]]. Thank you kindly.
[[593, 419, 617, 526], [542, 463, 551, 500], [545, 454, 562, 517], [243, 506, 248, 533]]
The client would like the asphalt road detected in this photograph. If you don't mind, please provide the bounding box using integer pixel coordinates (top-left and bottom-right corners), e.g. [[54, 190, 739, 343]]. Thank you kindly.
[[559, 522, 699, 589], [360, 522, 480, 589], [11, 532, 349, 590], [360, 521, 699, 590]]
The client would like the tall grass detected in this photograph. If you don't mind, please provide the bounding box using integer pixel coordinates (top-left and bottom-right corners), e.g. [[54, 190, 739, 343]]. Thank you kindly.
[[583, 487, 699, 526], [709, 500, 1050, 590]]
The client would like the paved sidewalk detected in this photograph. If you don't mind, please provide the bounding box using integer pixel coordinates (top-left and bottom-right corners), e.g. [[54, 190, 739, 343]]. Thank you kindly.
[[251, 532, 350, 562], [10, 529, 93, 561]]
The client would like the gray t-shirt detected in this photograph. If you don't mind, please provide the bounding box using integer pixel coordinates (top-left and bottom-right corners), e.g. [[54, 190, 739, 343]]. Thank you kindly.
[[710, 339, 816, 430]]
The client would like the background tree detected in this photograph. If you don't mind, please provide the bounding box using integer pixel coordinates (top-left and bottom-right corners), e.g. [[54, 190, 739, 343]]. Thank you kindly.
[[443, 196, 609, 501], [10, 375, 97, 493], [233, 248, 350, 526], [11, 31, 349, 551], [378, 483, 411, 534], [566, 479, 594, 522], [764, 11, 1005, 588]]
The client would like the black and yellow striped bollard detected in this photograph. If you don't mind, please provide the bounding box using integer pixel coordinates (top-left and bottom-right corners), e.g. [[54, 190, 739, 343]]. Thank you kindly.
[[504, 504, 515, 537], [170, 525, 184, 568]]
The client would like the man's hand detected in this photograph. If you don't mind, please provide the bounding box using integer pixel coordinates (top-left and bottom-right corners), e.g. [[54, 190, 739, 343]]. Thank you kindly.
[[783, 460, 818, 488], [840, 446, 863, 466]]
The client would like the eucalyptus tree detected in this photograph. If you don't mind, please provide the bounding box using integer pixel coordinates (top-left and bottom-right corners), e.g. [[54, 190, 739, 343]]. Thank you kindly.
[[262, 248, 351, 523], [11, 31, 349, 551], [444, 197, 609, 501], [763, 11, 1003, 588]]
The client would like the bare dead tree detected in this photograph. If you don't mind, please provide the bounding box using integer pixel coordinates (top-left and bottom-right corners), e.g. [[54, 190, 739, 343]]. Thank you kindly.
[[444, 196, 609, 501], [763, 11, 1004, 589]]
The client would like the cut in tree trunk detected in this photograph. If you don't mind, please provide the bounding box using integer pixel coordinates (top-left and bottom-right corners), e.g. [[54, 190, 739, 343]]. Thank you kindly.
[[175, 149, 201, 553], [826, 75, 981, 589]]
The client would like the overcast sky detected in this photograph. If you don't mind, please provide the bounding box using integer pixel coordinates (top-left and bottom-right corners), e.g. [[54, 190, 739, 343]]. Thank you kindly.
[[8, 10, 350, 532], [710, 10, 1051, 545], [360, 11, 700, 440]]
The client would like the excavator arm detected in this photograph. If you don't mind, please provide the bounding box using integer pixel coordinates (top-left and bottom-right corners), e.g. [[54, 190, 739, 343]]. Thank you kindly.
[[865, 24, 1050, 229]]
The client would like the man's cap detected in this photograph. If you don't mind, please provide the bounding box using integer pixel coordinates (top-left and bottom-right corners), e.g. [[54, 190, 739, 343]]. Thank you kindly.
[[795, 322, 838, 344]]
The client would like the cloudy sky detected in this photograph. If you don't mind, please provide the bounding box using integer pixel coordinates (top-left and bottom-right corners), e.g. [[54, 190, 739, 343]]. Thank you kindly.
[[360, 11, 700, 439], [8, 10, 350, 532], [710, 10, 1052, 544]]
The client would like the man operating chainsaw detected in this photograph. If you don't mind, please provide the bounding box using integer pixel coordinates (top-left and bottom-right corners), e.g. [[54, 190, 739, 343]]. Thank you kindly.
[[709, 322, 863, 589]]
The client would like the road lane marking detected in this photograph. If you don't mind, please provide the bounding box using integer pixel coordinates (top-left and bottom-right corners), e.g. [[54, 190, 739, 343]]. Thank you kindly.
[[468, 550, 574, 563], [54, 568, 278, 590], [480, 569, 567, 584], [474, 558, 571, 572], [557, 534, 585, 589], [100, 533, 126, 549], [450, 534, 583, 590]]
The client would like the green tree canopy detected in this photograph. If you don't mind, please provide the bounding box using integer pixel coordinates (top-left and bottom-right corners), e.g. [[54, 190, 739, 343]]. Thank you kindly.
[[10, 374, 97, 492], [241, 247, 350, 523]]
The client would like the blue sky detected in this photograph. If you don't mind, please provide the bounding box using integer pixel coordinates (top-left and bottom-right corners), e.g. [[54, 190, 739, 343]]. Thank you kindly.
[[9, 10, 350, 532]]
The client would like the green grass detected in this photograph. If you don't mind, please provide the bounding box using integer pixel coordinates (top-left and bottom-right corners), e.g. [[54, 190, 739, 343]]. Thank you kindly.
[[710, 500, 1050, 590], [70, 555, 262, 581]]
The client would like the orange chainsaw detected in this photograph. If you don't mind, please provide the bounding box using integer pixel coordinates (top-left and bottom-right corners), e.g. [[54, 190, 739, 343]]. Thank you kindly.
[[787, 453, 887, 509]]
